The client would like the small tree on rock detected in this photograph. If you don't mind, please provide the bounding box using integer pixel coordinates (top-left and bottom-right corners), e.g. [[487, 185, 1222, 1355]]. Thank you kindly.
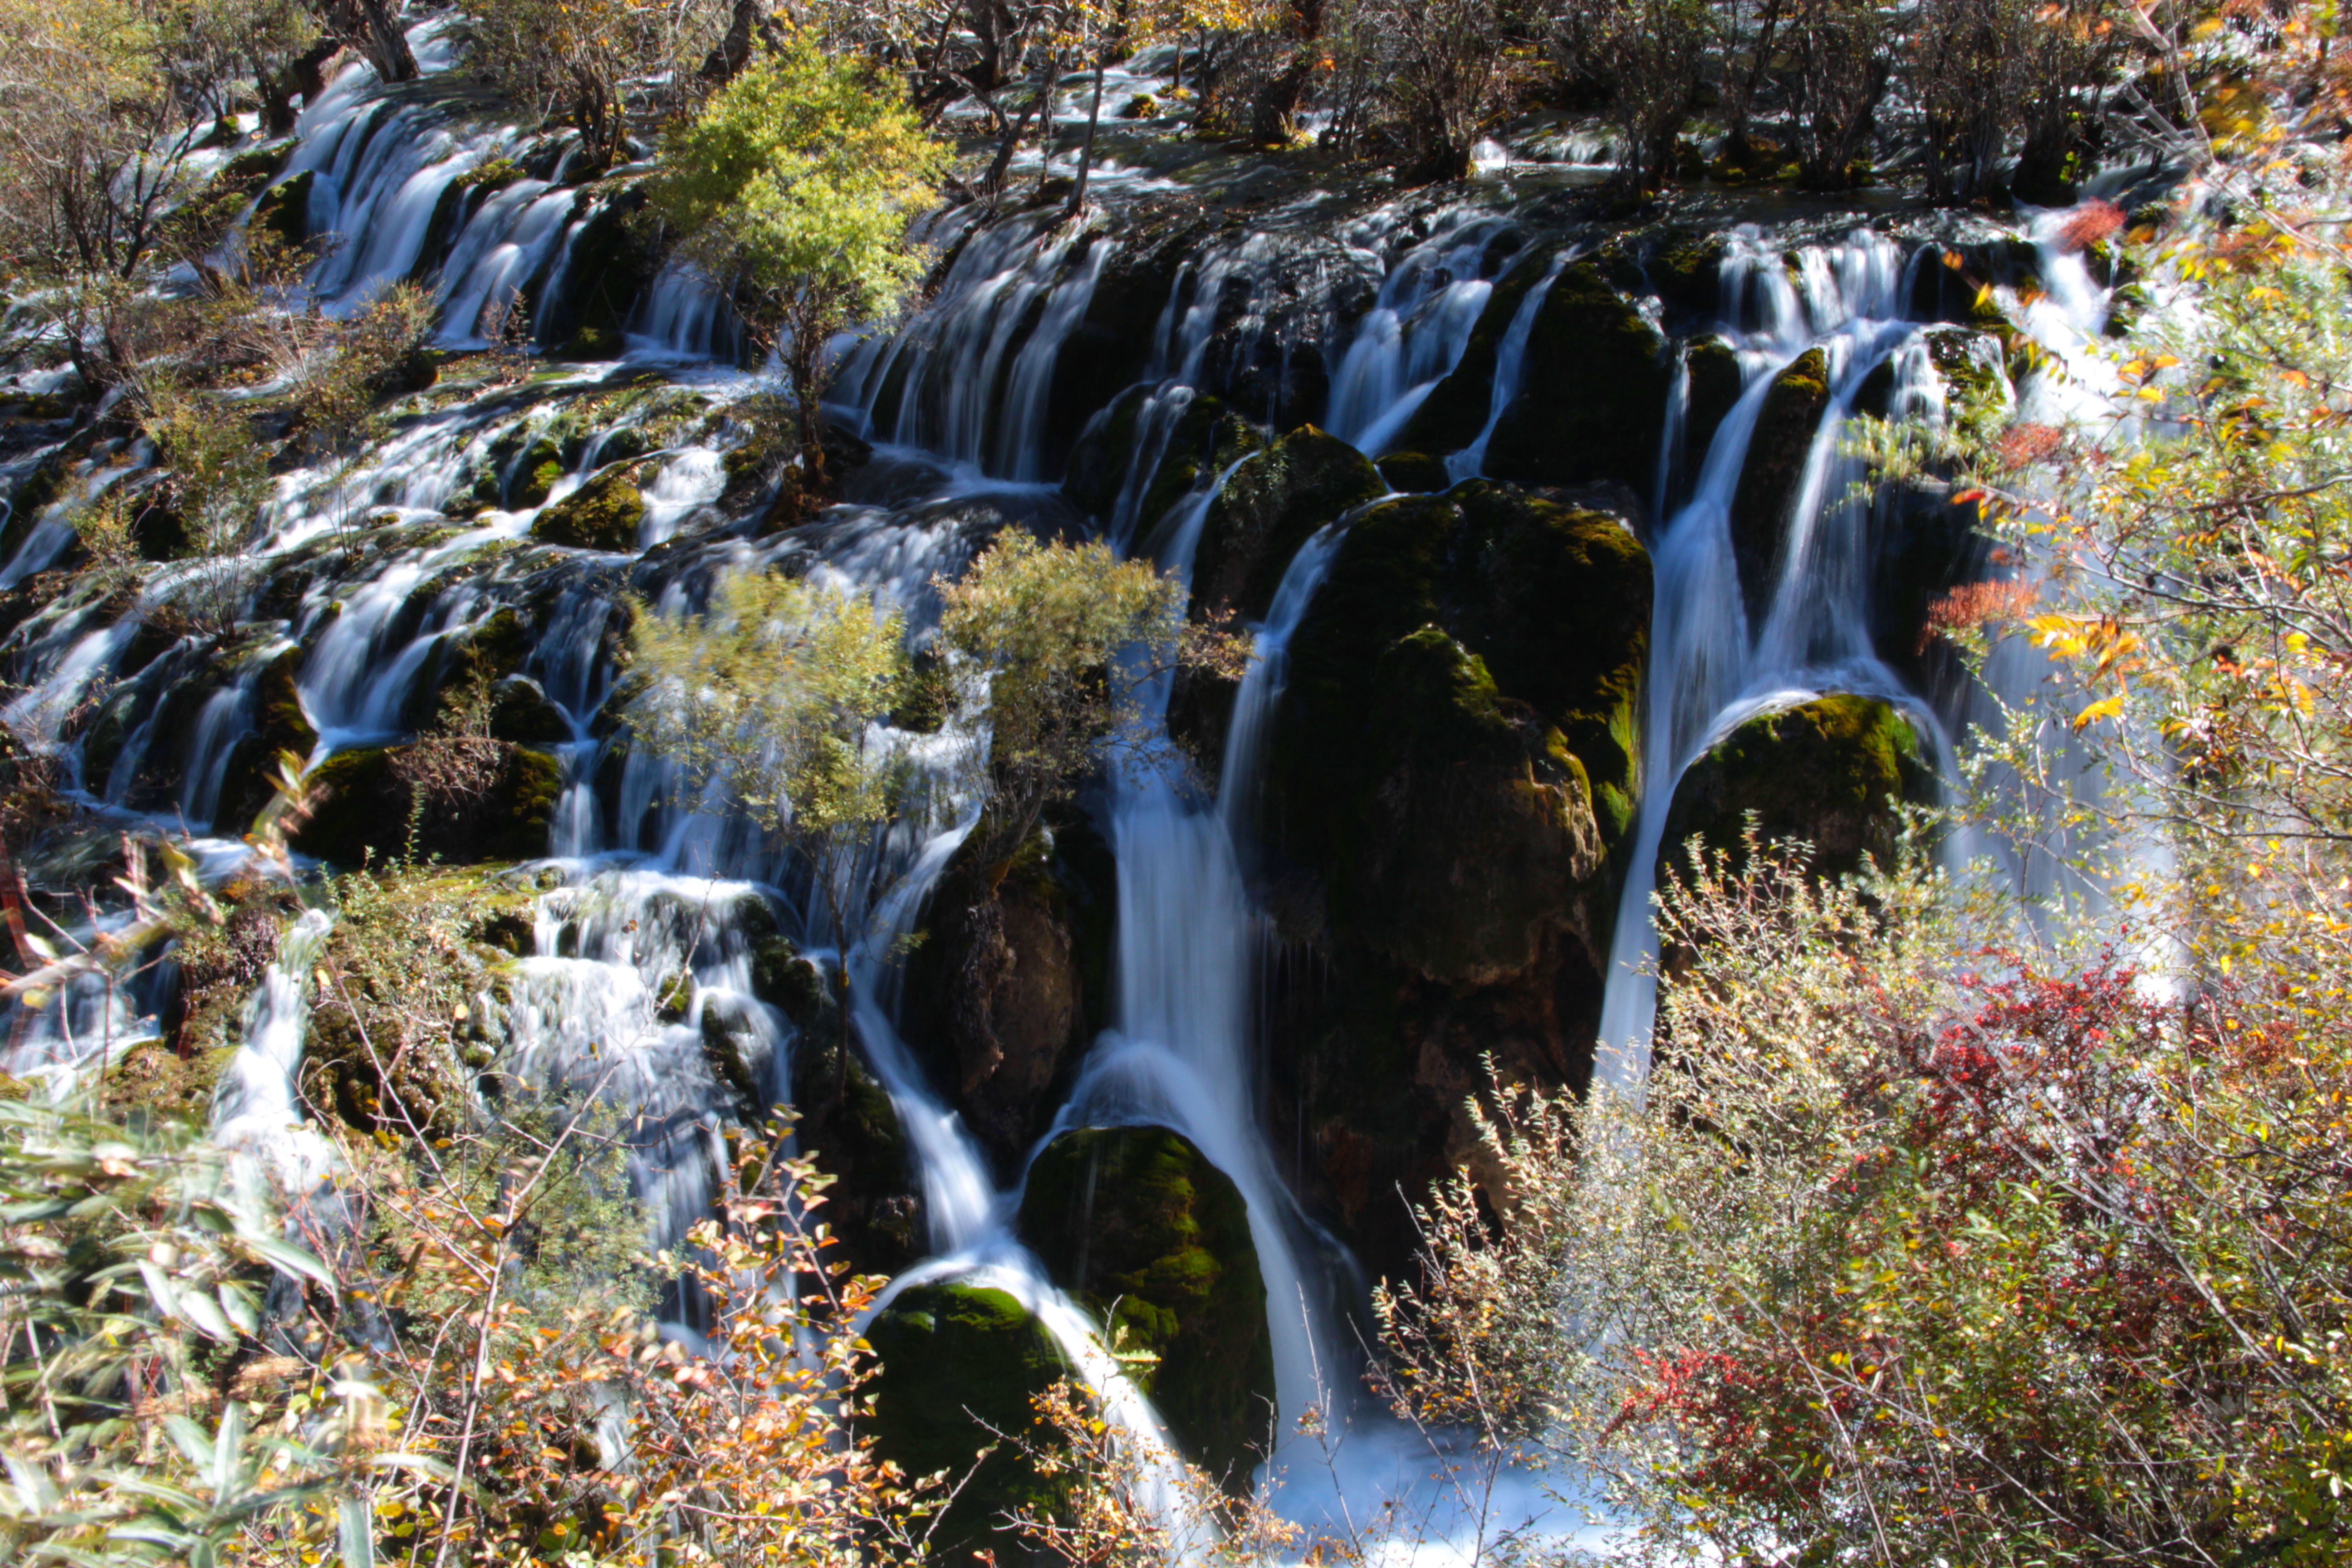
[[650, 39, 946, 491]]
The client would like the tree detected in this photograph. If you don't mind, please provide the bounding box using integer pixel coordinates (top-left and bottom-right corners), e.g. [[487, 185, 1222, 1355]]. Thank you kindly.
[[462, 0, 734, 170], [935, 532, 1249, 867], [1548, 0, 1715, 192], [0, 0, 210, 283], [650, 38, 946, 488], [626, 568, 912, 1036], [1324, 0, 1512, 179]]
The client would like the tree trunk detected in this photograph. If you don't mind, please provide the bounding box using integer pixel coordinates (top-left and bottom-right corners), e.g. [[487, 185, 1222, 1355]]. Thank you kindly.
[[326, 0, 417, 83], [983, 47, 1055, 195], [1067, 56, 1107, 217], [700, 0, 764, 83]]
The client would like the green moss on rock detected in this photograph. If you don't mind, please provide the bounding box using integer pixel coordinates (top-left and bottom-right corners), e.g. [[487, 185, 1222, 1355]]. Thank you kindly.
[[1482, 262, 1671, 493], [293, 744, 563, 867], [1019, 1125, 1274, 1487], [1376, 451, 1448, 493], [1392, 251, 1560, 459], [531, 466, 646, 552], [1270, 483, 1650, 983], [1658, 694, 1935, 882], [251, 171, 314, 250], [863, 1282, 1072, 1557], [1191, 426, 1383, 622], [1728, 347, 1830, 614]]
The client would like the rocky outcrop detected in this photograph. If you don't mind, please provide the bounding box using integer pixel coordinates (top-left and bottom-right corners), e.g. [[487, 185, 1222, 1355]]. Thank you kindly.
[[1019, 1126, 1274, 1487], [530, 466, 647, 551], [1482, 262, 1674, 493], [1729, 348, 1831, 615], [293, 743, 563, 867], [1190, 427, 1385, 623], [1657, 694, 1936, 882], [901, 815, 1116, 1176], [863, 1281, 1071, 1558], [1391, 251, 1561, 458], [1261, 481, 1651, 1282]]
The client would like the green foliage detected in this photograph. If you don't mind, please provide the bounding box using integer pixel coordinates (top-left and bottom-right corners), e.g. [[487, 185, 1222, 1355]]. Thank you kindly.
[[650, 39, 944, 474], [627, 567, 910, 850], [936, 532, 1221, 862]]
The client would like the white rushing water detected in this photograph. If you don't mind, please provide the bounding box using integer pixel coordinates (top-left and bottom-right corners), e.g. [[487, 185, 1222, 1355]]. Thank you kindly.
[[0, 28, 2130, 1557]]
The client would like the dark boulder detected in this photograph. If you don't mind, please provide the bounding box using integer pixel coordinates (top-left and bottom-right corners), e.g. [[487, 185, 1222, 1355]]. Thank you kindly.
[[863, 1281, 1071, 1558], [1482, 262, 1673, 494], [1019, 1125, 1274, 1487], [1728, 348, 1830, 616], [293, 743, 563, 867], [1658, 694, 1936, 882]]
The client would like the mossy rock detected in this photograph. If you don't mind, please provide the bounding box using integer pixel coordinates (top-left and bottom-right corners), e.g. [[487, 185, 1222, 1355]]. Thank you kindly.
[[530, 466, 646, 552], [1728, 347, 1830, 616], [1658, 694, 1936, 882], [488, 674, 568, 744], [1391, 250, 1560, 459], [293, 744, 563, 867], [1133, 395, 1263, 550], [1642, 229, 1725, 320], [863, 1282, 1072, 1558], [93, 1044, 238, 1134], [1191, 426, 1383, 622], [251, 170, 314, 250], [788, 1012, 923, 1275], [1019, 1126, 1274, 1488], [215, 646, 319, 832], [1062, 383, 1152, 519], [1271, 482, 1649, 983], [400, 605, 534, 731], [1482, 262, 1671, 494], [1857, 326, 2006, 421], [1376, 451, 1449, 493], [1682, 335, 1744, 481]]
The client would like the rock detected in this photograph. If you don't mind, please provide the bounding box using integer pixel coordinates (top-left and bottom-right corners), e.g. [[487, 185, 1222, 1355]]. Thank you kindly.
[[501, 434, 565, 510], [476, 673, 562, 745], [900, 818, 1110, 1176], [252, 170, 314, 250], [1131, 394, 1264, 551], [1682, 334, 1744, 480], [1483, 261, 1673, 493], [215, 647, 318, 832], [788, 1016, 924, 1276], [1640, 229, 1725, 322], [1189, 426, 1384, 623], [1019, 1126, 1274, 1487], [1062, 384, 1152, 519], [863, 1282, 1071, 1556], [1274, 480, 1651, 932], [1658, 694, 1936, 882], [1392, 250, 1562, 458], [293, 744, 564, 867], [530, 466, 646, 551], [1260, 481, 1650, 1285], [1728, 348, 1830, 616], [1376, 451, 1449, 493]]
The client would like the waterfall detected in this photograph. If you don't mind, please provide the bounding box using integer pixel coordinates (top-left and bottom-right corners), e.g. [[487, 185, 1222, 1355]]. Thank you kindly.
[[1594, 228, 1940, 1092], [1447, 252, 1568, 482], [1324, 213, 1519, 454]]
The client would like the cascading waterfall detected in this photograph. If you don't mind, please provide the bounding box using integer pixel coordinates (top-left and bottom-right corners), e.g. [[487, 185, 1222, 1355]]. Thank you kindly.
[[0, 26, 2141, 1555], [1594, 228, 1956, 1091]]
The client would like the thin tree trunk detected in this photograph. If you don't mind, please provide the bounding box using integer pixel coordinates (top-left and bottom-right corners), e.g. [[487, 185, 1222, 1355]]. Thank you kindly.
[[701, 0, 764, 82], [1068, 54, 1107, 217]]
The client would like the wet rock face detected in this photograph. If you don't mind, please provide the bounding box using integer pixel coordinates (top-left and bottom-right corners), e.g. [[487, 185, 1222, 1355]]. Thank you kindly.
[[862, 1281, 1071, 1560], [1729, 347, 1831, 616], [529, 465, 647, 552], [1392, 250, 1561, 459], [1190, 426, 1385, 624], [901, 816, 1116, 1178], [293, 743, 564, 867], [1019, 1124, 1274, 1489], [1261, 482, 1651, 1284], [1482, 262, 1674, 493], [1658, 693, 1936, 882]]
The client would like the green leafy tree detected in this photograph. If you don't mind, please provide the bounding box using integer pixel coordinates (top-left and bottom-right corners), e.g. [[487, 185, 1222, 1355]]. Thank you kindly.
[[936, 532, 1250, 866], [626, 568, 911, 1030], [650, 39, 946, 487]]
